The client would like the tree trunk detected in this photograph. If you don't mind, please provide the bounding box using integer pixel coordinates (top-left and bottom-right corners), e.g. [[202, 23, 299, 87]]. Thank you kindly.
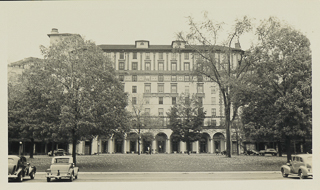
[[72, 128, 77, 165], [285, 136, 292, 163], [278, 141, 282, 157], [225, 105, 232, 157], [30, 138, 34, 158]]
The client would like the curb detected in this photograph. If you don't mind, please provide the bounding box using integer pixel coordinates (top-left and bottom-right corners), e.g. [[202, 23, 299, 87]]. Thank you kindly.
[[36, 171, 281, 175]]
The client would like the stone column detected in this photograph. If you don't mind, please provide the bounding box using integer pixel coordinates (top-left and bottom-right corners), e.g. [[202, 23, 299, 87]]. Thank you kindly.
[[33, 144, 36, 154], [196, 141, 199, 154], [108, 138, 113, 154], [152, 140, 156, 154], [166, 139, 171, 153], [209, 138, 214, 153], [180, 141, 186, 154], [123, 134, 127, 154]]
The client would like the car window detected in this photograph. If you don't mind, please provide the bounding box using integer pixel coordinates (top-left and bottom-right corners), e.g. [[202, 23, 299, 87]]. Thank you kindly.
[[300, 158, 303, 162], [292, 157, 295, 161], [55, 158, 70, 164]]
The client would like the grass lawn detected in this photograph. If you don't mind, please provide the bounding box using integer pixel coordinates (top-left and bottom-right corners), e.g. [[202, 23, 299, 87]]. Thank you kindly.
[[24, 154, 287, 172]]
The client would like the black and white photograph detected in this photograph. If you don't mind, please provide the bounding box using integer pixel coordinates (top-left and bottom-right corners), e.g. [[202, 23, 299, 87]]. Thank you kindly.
[[1, 0, 319, 189]]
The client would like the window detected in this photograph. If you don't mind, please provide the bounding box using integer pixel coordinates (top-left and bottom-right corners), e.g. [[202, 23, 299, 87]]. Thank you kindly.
[[145, 108, 150, 115], [158, 75, 164, 82], [185, 96, 190, 105], [146, 52, 150, 59], [144, 84, 151, 93], [132, 97, 137, 105], [120, 52, 125, 59], [159, 97, 163, 104], [158, 62, 164, 71], [211, 119, 216, 126], [145, 62, 151, 70], [121, 83, 125, 91], [119, 62, 125, 70], [184, 53, 189, 60], [198, 97, 203, 106], [185, 86, 189, 93], [158, 83, 164, 93], [211, 97, 216, 104], [119, 75, 124, 81], [184, 75, 190, 81], [159, 52, 163, 59], [158, 108, 164, 116], [212, 108, 216, 116], [172, 53, 177, 60], [133, 52, 137, 59], [197, 83, 204, 93], [132, 75, 137, 82], [197, 75, 203, 82], [171, 84, 177, 93], [132, 86, 137, 93], [184, 62, 190, 71], [171, 62, 177, 71], [211, 86, 216, 94], [145, 98, 150, 104], [171, 75, 177, 82], [132, 62, 138, 70], [172, 97, 176, 105]]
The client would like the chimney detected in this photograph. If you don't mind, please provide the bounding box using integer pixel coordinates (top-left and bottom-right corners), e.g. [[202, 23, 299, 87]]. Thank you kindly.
[[235, 42, 241, 49], [51, 28, 59, 34]]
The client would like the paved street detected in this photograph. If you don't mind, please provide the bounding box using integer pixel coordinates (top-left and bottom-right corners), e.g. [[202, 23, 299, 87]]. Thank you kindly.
[[14, 171, 310, 183]]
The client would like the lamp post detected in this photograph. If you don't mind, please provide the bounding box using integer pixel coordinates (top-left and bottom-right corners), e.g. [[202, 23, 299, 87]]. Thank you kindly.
[[19, 141, 22, 157]]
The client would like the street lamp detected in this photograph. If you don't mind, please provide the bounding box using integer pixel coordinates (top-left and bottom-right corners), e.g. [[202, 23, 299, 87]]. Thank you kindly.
[[19, 141, 22, 157]]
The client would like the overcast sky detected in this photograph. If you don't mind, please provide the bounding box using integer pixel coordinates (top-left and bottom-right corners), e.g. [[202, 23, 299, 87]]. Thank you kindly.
[[2, 0, 319, 64]]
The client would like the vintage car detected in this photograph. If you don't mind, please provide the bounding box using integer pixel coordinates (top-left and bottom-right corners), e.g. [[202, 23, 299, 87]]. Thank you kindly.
[[8, 155, 36, 182], [48, 149, 66, 156], [280, 154, 312, 179], [260, 148, 277, 156], [45, 156, 79, 182], [245, 149, 259, 155]]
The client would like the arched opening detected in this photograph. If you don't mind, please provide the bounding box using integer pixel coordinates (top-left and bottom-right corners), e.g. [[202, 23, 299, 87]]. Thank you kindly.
[[200, 133, 210, 153], [113, 133, 124, 153], [213, 133, 225, 153], [155, 133, 167, 153], [141, 132, 154, 154], [170, 133, 180, 153], [127, 133, 139, 153]]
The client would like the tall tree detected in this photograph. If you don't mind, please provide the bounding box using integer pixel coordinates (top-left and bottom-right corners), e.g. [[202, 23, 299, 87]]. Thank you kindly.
[[166, 93, 206, 153], [242, 17, 312, 162], [37, 35, 129, 164], [177, 13, 253, 157]]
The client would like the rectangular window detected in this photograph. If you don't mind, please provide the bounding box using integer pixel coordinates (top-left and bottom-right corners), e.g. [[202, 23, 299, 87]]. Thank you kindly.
[[145, 98, 150, 104], [211, 86, 216, 94], [121, 83, 125, 91], [133, 52, 137, 59], [172, 97, 176, 105], [159, 52, 163, 60], [145, 62, 151, 70], [198, 97, 203, 107], [132, 62, 138, 70], [144, 83, 151, 93], [158, 62, 164, 71], [185, 86, 189, 94], [171, 62, 177, 71], [119, 75, 124, 81], [171, 83, 177, 93], [184, 53, 189, 60], [132, 97, 137, 105], [145, 108, 150, 114], [211, 119, 216, 126], [159, 97, 163, 105], [184, 62, 190, 71], [171, 75, 177, 82], [212, 108, 216, 116], [197, 83, 204, 93], [146, 52, 150, 59], [120, 52, 125, 59], [185, 96, 190, 105], [172, 53, 177, 60], [158, 108, 164, 116], [119, 62, 125, 70], [132, 86, 137, 93], [158, 83, 164, 93], [197, 75, 203, 82], [132, 75, 137, 82], [211, 97, 216, 104], [184, 75, 190, 81], [158, 75, 164, 82]]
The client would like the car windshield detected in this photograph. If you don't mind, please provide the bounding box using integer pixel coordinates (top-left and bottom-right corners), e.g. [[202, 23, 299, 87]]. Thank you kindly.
[[54, 158, 70, 164], [8, 158, 15, 164]]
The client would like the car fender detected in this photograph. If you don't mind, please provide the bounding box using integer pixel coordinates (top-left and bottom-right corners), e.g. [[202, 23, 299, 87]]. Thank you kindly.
[[299, 166, 308, 175], [281, 165, 291, 174], [74, 167, 79, 176], [29, 166, 36, 174]]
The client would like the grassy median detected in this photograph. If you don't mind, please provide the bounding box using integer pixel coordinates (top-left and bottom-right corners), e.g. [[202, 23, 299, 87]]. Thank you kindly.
[[23, 153, 287, 172]]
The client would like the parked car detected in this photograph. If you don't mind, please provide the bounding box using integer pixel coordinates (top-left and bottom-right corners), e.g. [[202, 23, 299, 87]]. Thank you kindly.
[[48, 149, 66, 156], [245, 149, 259, 155], [45, 156, 79, 182], [259, 148, 277, 156], [280, 154, 312, 179], [8, 155, 36, 182]]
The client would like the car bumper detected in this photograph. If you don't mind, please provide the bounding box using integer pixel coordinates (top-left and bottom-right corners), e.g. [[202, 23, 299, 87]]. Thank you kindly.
[[46, 173, 72, 179], [8, 174, 18, 179]]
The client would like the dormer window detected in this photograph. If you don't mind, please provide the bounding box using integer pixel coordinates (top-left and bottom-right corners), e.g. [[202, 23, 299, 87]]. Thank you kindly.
[[135, 40, 149, 48], [140, 42, 144, 45]]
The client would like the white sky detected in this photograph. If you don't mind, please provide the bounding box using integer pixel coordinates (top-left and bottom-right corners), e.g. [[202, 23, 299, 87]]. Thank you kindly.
[[2, 0, 319, 64]]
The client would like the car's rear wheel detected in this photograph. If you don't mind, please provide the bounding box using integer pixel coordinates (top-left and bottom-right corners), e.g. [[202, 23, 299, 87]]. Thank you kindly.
[[30, 172, 35, 179], [70, 174, 73, 182], [17, 173, 23, 182], [47, 177, 51, 182], [281, 169, 288, 177]]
